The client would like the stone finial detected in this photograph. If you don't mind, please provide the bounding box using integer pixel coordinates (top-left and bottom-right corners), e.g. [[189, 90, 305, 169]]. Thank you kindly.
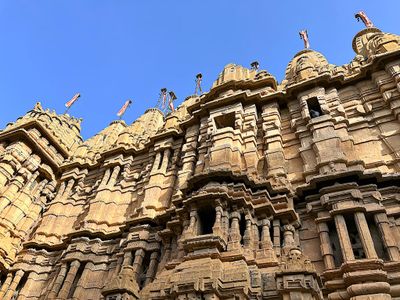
[[34, 102, 43, 111], [355, 11, 374, 28], [299, 30, 310, 49]]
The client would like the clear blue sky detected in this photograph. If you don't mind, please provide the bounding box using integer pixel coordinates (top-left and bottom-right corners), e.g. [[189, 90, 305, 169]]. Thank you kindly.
[[0, 1, 399, 139]]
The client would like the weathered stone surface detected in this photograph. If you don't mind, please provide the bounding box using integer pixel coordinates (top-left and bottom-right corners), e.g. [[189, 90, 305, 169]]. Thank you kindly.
[[0, 23, 400, 300]]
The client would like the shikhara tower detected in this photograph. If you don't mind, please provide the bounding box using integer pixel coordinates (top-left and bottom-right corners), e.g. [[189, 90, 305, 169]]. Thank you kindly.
[[0, 18, 400, 300]]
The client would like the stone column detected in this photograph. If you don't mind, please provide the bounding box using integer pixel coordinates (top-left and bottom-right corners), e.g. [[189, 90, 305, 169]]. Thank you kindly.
[[375, 212, 400, 261], [0, 273, 13, 298], [334, 214, 355, 261], [272, 219, 281, 256], [228, 212, 241, 250], [47, 264, 68, 299], [252, 221, 260, 250], [186, 208, 197, 238], [17, 271, 37, 300], [99, 168, 111, 188], [151, 152, 162, 172], [160, 148, 171, 171], [212, 205, 223, 237], [0, 161, 14, 190], [144, 252, 159, 285], [122, 251, 133, 267], [316, 221, 336, 269], [57, 260, 81, 299], [106, 166, 121, 187], [0, 174, 25, 212], [3, 270, 24, 300], [71, 262, 92, 299], [354, 212, 378, 259], [282, 225, 296, 252], [243, 216, 253, 248], [261, 219, 273, 250], [132, 249, 146, 280]]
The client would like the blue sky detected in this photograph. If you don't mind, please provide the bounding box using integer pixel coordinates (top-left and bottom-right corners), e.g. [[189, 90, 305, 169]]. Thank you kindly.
[[0, 1, 399, 139]]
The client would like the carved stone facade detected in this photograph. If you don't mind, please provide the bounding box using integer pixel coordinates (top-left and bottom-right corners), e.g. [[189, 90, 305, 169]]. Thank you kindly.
[[0, 24, 400, 300]]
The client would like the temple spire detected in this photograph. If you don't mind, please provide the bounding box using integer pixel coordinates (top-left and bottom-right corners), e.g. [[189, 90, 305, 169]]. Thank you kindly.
[[355, 11, 374, 28], [299, 30, 310, 49]]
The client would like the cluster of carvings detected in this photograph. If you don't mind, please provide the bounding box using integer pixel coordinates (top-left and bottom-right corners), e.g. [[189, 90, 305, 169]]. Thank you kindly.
[[0, 26, 399, 299]]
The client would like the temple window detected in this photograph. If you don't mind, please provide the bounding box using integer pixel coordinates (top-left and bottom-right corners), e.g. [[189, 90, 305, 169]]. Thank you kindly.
[[239, 213, 246, 245], [214, 112, 235, 129], [345, 215, 366, 259], [306, 97, 323, 118], [198, 206, 215, 235]]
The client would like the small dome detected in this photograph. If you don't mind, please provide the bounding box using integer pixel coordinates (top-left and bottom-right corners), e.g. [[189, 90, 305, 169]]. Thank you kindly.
[[352, 28, 400, 58], [212, 63, 256, 88], [284, 49, 331, 86]]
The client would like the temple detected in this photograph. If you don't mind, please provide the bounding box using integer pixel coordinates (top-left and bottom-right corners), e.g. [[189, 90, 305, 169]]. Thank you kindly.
[[0, 14, 400, 300]]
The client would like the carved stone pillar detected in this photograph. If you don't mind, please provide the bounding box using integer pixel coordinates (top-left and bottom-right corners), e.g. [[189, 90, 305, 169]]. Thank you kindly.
[[354, 211, 378, 259], [144, 252, 159, 285], [212, 205, 223, 237], [334, 214, 355, 261], [160, 148, 171, 171], [272, 219, 281, 256], [375, 212, 400, 261], [72, 262, 93, 299], [99, 168, 111, 189], [106, 165, 121, 188], [0, 174, 25, 212], [316, 221, 335, 269], [243, 216, 253, 248], [186, 208, 197, 238], [261, 219, 273, 250], [132, 249, 146, 280], [47, 264, 68, 299], [57, 260, 81, 299], [228, 211, 241, 250], [17, 271, 37, 300], [123, 250, 133, 267], [282, 225, 296, 252], [3, 269, 24, 300], [0, 273, 13, 298]]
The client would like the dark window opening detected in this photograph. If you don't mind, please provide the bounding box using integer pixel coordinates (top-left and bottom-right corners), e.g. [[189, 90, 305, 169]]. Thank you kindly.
[[138, 251, 151, 289], [157, 151, 164, 170], [328, 221, 343, 267], [167, 150, 174, 170], [367, 216, 389, 261], [214, 112, 235, 129], [11, 272, 28, 300], [198, 206, 215, 235], [345, 215, 366, 259], [306, 97, 323, 119], [67, 262, 86, 298], [239, 213, 246, 245], [0, 273, 6, 289]]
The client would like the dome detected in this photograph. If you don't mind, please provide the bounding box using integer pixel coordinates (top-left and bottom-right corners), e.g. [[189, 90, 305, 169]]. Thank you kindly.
[[352, 28, 400, 58], [284, 49, 331, 86]]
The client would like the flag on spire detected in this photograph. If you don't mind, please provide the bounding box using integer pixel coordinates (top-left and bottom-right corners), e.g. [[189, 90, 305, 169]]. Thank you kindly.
[[65, 93, 81, 108], [117, 100, 133, 118], [168, 91, 177, 112]]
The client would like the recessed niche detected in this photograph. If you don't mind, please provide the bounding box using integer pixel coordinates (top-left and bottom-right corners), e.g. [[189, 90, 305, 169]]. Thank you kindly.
[[214, 112, 235, 129]]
